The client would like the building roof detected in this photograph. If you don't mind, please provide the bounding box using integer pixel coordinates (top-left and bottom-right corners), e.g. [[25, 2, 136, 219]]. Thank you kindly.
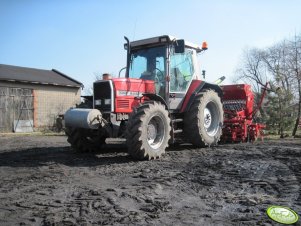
[[0, 64, 83, 88]]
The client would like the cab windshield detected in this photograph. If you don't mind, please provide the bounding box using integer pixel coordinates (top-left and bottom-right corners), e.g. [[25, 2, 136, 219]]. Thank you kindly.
[[129, 46, 166, 81], [129, 46, 166, 96]]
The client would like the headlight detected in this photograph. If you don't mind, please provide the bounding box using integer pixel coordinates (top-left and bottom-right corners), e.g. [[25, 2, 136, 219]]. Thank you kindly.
[[104, 99, 111, 105]]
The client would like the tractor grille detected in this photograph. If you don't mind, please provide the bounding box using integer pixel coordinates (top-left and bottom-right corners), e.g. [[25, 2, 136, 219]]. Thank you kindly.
[[117, 99, 130, 109], [93, 81, 113, 112]]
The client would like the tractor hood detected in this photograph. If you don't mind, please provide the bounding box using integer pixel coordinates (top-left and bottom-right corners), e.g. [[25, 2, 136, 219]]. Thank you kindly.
[[112, 78, 155, 96]]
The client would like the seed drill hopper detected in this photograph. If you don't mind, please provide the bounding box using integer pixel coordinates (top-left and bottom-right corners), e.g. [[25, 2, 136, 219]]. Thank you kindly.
[[220, 83, 268, 142]]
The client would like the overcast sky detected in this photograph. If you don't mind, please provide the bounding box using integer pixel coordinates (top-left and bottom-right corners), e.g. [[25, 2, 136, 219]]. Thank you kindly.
[[1, 0, 301, 93]]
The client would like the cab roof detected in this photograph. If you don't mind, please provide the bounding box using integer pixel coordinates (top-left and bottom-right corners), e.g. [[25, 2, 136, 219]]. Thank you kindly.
[[129, 35, 203, 52]]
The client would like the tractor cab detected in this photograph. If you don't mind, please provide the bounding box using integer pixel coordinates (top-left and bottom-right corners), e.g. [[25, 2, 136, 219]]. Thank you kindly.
[[124, 35, 207, 110]]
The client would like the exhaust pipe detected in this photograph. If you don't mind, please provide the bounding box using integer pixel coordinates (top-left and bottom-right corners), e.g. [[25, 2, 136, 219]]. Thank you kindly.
[[124, 36, 130, 78]]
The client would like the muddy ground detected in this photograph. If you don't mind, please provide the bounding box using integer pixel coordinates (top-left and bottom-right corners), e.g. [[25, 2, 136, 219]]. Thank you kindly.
[[0, 135, 300, 226]]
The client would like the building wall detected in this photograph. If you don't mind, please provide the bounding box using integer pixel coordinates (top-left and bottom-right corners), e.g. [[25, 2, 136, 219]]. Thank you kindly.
[[34, 85, 81, 127], [0, 81, 81, 129]]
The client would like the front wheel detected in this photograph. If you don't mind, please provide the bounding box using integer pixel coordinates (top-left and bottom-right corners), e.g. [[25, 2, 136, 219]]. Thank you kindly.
[[184, 89, 223, 147], [65, 127, 106, 152], [126, 101, 171, 160]]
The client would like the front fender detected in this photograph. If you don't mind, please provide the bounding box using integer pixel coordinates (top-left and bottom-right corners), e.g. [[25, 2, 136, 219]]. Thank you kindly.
[[142, 93, 169, 110]]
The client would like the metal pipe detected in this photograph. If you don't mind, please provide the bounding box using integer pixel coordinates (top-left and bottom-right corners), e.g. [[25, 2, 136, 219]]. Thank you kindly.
[[250, 82, 269, 118], [124, 36, 130, 78]]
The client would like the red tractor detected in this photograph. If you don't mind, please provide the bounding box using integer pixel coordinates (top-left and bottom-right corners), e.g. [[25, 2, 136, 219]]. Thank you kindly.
[[220, 83, 268, 143], [64, 35, 224, 160]]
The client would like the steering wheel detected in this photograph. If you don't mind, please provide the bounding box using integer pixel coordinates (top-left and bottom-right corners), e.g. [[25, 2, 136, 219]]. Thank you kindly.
[[154, 68, 164, 83]]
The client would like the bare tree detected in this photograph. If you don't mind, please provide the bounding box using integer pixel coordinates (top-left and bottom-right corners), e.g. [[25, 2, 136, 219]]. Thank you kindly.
[[286, 35, 301, 136], [262, 41, 292, 92], [262, 41, 295, 137], [235, 39, 297, 137], [235, 48, 269, 93]]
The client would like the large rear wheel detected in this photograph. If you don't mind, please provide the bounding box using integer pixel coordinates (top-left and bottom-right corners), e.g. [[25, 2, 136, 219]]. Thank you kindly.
[[184, 89, 223, 147], [126, 101, 171, 160]]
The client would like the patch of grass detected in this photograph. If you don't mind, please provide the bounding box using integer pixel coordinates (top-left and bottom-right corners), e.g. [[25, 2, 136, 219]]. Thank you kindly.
[[264, 129, 301, 140]]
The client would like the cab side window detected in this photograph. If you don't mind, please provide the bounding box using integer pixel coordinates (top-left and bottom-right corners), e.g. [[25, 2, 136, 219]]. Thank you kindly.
[[170, 49, 194, 92]]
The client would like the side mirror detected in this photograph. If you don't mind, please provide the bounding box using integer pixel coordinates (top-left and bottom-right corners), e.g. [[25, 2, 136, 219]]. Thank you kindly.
[[174, 39, 185, 53]]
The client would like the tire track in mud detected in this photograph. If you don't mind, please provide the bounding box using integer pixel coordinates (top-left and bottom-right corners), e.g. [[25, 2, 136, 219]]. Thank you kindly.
[[179, 143, 301, 225], [0, 136, 300, 225]]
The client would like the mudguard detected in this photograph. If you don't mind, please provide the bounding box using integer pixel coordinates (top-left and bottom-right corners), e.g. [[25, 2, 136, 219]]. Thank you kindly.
[[180, 81, 223, 113], [142, 93, 169, 109]]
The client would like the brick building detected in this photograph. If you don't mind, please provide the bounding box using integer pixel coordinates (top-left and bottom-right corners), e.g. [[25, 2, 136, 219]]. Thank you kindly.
[[0, 64, 82, 132]]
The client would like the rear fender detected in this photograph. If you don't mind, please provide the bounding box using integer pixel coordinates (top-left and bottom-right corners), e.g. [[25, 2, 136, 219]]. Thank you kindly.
[[180, 81, 223, 113], [202, 83, 223, 97]]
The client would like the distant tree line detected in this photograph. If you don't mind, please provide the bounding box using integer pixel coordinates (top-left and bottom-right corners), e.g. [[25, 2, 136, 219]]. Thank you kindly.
[[235, 34, 301, 137]]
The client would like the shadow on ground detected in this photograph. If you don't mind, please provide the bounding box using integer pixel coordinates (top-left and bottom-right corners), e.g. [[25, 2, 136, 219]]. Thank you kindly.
[[0, 144, 134, 167]]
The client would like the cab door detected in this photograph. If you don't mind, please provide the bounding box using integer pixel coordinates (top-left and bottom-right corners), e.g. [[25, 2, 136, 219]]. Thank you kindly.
[[169, 48, 195, 110]]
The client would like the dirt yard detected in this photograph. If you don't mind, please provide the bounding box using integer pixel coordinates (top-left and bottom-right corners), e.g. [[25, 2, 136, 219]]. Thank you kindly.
[[0, 135, 300, 225]]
